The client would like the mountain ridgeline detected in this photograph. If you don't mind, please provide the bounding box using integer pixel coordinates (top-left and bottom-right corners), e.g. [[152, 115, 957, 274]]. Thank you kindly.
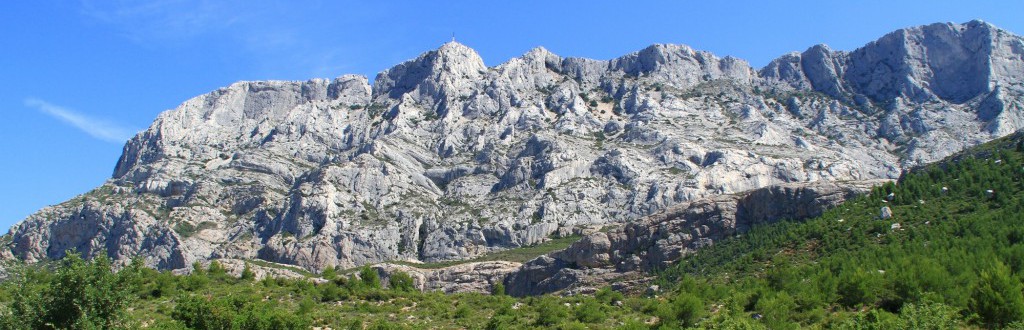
[[4, 20, 1024, 275]]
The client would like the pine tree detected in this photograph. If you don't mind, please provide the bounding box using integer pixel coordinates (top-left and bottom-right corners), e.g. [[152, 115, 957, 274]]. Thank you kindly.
[[969, 262, 1024, 327], [240, 263, 255, 281], [359, 266, 381, 289]]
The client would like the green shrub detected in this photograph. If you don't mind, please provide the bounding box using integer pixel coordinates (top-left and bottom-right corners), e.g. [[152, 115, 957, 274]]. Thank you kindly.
[[139, 269, 178, 299], [492, 283, 506, 296], [359, 266, 381, 289], [837, 268, 882, 308], [321, 265, 338, 279], [207, 260, 227, 279], [596, 287, 624, 305], [170, 296, 233, 329], [575, 299, 607, 323], [673, 292, 705, 327], [697, 310, 768, 329], [453, 304, 472, 319], [297, 297, 316, 315], [558, 320, 590, 330], [615, 319, 650, 330], [484, 302, 522, 330], [970, 262, 1024, 328], [486, 314, 519, 330], [644, 299, 676, 327], [320, 282, 347, 302], [897, 302, 963, 329], [239, 263, 255, 281], [833, 309, 899, 330], [535, 297, 570, 326], [191, 261, 205, 275], [235, 304, 310, 329], [388, 271, 415, 292], [171, 294, 310, 329], [367, 319, 407, 330], [753, 292, 797, 330], [179, 271, 209, 291], [0, 252, 142, 330]]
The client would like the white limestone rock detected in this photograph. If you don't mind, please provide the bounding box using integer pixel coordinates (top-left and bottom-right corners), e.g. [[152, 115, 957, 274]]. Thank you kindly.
[[4, 21, 1024, 280]]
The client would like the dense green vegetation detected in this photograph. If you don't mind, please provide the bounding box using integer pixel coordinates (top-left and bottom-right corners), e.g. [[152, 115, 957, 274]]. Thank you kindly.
[[1, 258, 660, 329], [0, 254, 142, 329], [1, 134, 1023, 329], [654, 133, 1024, 329]]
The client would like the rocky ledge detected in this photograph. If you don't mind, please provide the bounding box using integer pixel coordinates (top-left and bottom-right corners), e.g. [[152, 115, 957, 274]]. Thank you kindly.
[[369, 180, 878, 294], [503, 180, 879, 296]]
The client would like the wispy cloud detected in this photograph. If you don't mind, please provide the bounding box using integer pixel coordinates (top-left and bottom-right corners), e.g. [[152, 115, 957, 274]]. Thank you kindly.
[[78, 0, 302, 51], [24, 98, 133, 143], [76, 0, 358, 78], [79, 0, 248, 44]]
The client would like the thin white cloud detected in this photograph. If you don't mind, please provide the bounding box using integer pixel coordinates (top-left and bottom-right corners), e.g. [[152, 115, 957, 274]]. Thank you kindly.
[[76, 0, 353, 78], [79, 0, 247, 43], [24, 98, 133, 143]]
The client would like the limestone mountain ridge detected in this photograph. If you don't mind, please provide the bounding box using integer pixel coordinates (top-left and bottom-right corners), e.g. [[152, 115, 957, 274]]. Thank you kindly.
[[4, 20, 1023, 278]]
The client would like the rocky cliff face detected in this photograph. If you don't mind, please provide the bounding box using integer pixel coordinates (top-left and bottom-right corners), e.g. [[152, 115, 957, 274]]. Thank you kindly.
[[502, 180, 878, 296], [4, 21, 1023, 274]]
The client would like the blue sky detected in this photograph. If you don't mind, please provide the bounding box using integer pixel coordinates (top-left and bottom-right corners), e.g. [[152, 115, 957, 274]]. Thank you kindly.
[[1, 1, 1021, 232]]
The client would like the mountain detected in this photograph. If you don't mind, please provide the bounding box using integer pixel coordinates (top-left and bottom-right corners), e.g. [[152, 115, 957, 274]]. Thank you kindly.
[[4, 20, 1023, 274], [5, 101, 1023, 329]]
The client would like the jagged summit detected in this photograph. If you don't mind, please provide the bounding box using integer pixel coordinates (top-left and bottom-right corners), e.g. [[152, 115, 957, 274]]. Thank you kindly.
[[372, 41, 486, 102], [762, 20, 1024, 107], [4, 21, 1023, 275], [610, 43, 754, 87], [519, 46, 560, 65], [436, 40, 480, 55]]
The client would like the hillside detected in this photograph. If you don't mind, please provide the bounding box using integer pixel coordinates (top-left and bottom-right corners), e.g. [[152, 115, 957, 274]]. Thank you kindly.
[[654, 130, 1024, 328], [2, 120, 1022, 329]]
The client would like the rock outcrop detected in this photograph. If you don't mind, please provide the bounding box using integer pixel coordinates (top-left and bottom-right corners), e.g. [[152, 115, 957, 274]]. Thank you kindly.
[[373, 261, 521, 294], [3, 21, 1023, 279], [503, 180, 877, 296], [174, 258, 317, 282]]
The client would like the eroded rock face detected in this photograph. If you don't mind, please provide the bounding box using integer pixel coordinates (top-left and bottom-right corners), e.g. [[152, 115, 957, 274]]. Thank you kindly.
[[4, 21, 1024, 275], [503, 181, 878, 296], [373, 261, 521, 294]]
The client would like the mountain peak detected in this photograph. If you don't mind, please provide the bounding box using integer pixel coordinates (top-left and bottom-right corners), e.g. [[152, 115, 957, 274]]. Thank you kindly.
[[762, 20, 1023, 105], [518, 46, 562, 66], [432, 41, 485, 66], [949, 19, 997, 33], [372, 41, 486, 100], [844, 20, 1014, 103], [523, 46, 552, 58], [609, 43, 752, 87]]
